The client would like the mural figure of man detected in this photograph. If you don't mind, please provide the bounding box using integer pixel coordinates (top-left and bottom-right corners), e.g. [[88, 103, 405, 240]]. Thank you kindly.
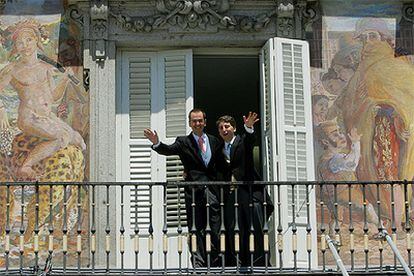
[[0, 19, 86, 179], [0, 16, 89, 267]]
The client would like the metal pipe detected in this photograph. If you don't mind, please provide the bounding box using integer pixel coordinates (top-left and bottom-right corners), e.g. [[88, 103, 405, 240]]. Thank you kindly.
[[325, 235, 349, 276], [379, 229, 413, 276]]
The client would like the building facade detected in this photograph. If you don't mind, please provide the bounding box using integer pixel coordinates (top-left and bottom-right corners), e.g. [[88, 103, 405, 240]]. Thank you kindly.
[[0, 0, 413, 271]]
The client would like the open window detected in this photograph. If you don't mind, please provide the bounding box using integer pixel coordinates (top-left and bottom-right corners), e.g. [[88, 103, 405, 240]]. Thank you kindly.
[[116, 38, 317, 268]]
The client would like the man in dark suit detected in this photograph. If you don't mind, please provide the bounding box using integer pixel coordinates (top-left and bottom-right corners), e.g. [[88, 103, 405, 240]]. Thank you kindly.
[[216, 112, 274, 267], [144, 108, 225, 268]]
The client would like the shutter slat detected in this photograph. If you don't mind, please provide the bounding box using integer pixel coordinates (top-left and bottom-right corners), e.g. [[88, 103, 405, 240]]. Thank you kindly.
[[129, 57, 151, 139], [164, 54, 187, 138], [278, 40, 314, 219]]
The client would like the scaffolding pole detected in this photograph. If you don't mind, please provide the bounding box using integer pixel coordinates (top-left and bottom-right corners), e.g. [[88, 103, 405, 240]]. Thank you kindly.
[[379, 229, 413, 276], [325, 235, 349, 276]]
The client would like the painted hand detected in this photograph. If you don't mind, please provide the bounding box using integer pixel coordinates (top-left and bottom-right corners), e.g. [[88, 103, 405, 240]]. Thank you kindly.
[[348, 127, 361, 143], [0, 107, 10, 129]]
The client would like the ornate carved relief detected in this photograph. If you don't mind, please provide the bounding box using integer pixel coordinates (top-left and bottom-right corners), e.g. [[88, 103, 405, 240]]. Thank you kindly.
[[110, 0, 283, 33], [67, 4, 85, 27], [91, 0, 108, 40], [276, 0, 294, 37], [154, 0, 236, 30], [297, 0, 320, 37], [0, 0, 6, 11], [90, 0, 108, 62]]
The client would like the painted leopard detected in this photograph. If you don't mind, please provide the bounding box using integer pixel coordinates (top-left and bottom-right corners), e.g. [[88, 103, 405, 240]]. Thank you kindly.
[[0, 133, 85, 246]]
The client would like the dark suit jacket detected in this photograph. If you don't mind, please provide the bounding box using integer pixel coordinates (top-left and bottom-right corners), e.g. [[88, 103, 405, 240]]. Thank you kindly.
[[152, 133, 225, 195], [224, 129, 274, 216]]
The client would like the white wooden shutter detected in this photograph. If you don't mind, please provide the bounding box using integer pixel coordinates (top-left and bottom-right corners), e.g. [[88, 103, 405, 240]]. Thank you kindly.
[[260, 37, 317, 268], [121, 53, 157, 232], [260, 39, 278, 183], [158, 51, 193, 229], [117, 50, 193, 269]]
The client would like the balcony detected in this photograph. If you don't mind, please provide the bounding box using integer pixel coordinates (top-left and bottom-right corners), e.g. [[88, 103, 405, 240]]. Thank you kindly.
[[0, 181, 413, 275]]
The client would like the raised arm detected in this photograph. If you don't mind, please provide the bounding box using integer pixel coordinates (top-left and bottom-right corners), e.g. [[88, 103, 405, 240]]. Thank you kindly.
[[243, 111, 260, 129], [144, 128, 181, 156], [242, 111, 259, 146]]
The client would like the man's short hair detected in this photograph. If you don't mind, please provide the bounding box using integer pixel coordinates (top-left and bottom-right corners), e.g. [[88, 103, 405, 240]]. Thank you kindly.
[[216, 115, 236, 129], [317, 118, 341, 149], [188, 108, 206, 121]]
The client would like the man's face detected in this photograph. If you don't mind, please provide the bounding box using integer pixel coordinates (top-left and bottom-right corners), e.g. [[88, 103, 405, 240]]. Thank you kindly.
[[327, 128, 347, 149], [189, 111, 206, 135], [332, 64, 354, 83], [322, 78, 346, 95], [359, 30, 381, 45], [313, 98, 329, 120], [218, 121, 236, 142]]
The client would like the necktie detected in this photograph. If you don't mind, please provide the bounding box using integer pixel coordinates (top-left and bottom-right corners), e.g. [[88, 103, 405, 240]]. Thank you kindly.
[[198, 136, 206, 153], [225, 143, 231, 160], [227, 143, 232, 152]]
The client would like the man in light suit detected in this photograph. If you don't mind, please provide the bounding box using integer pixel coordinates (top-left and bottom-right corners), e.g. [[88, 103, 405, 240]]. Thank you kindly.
[[216, 112, 274, 267], [144, 108, 226, 267]]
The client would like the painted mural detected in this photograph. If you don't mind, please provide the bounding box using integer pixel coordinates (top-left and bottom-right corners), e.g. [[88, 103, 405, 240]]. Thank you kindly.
[[0, 1, 89, 268], [312, 16, 414, 265]]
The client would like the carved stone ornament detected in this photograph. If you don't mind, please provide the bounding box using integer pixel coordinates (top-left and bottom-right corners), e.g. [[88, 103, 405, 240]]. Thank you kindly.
[[0, 0, 8, 11], [91, 0, 109, 40], [402, 1, 414, 23], [277, 2, 294, 18], [83, 68, 90, 91], [155, 0, 235, 29], [276, 0, 294, 37], [297, 0, 320, 36], [90, 0, 109, 61], [67, 4, 85, 27], [110, 0, 287, 33]]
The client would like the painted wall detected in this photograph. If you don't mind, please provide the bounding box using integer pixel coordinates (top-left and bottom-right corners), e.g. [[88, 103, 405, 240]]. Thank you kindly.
[[311, 9, 414, 265], [0, 0, 89, 268]]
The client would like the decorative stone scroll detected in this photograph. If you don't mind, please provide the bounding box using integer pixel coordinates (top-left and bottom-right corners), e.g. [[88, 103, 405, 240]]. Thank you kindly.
[[67, 4, 85, 27], [402, 1, 414, 23], [298, 0, 320, 37]]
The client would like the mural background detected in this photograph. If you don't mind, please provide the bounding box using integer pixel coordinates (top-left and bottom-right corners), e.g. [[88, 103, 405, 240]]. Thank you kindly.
[[0, 0, 89, 268], [311, 14, 414, 266]]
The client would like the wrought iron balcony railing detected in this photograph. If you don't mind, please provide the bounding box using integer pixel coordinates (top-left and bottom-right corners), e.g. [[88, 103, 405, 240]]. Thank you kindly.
[[0, 181, 413, 275]]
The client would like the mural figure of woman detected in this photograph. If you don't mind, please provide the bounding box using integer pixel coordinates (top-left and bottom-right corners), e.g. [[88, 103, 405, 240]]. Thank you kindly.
[[0, 19, 86, 179]]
